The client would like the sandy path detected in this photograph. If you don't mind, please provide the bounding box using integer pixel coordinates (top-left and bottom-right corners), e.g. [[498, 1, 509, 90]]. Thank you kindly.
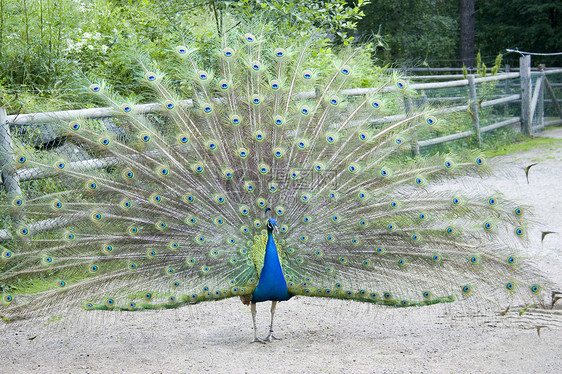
[[2, 129, 561, 374]]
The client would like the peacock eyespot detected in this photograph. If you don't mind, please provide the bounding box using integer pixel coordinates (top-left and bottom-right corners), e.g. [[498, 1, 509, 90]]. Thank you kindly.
[[396, 79, 407, 89], [530, 285, 541, 294]]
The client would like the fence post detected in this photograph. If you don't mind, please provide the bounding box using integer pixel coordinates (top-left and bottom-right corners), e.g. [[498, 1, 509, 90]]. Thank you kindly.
[[537, 64, 546, 131], [404, 97, 420, 157], [0, 107, 22, 196], [467, 75, 482, 147], [520, 55, 532, 135], [503, 64, 510, 117]]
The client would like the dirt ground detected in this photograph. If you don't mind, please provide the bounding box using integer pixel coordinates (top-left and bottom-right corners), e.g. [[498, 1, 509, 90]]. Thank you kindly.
[[1, 129, 561, 374]]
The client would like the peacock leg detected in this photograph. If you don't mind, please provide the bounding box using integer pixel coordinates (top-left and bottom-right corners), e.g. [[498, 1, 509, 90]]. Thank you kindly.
[[251, 303, 265, 343], [263, 300, 281, 342]]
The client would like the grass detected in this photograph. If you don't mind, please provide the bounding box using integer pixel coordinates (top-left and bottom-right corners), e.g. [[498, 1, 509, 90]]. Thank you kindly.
[[483, 136, 562, 158]]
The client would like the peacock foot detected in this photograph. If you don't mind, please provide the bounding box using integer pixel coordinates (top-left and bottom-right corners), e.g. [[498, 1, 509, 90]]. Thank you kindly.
[[263, 332, 282, 342], [251, 337, 267, 344]]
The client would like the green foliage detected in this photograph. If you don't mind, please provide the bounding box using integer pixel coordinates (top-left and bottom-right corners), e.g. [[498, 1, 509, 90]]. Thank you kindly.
[[476, 0, 562, 66], [0, 0, 370, 111], [355, 0, 459, 67]]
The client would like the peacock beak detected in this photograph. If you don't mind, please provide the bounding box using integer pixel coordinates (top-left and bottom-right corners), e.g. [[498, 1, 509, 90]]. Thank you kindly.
[[274, 225, 279, 234]]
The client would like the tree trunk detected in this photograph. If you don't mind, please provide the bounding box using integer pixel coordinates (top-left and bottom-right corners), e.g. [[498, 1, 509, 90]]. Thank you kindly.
[[459, 0, 475, 67]]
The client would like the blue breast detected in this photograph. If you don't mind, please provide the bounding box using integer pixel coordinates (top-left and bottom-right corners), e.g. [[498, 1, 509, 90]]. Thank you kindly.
[[251, 231, 292, 303]]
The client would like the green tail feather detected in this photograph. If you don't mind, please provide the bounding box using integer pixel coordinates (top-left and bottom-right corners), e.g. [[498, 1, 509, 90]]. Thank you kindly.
[[0, 19, 550, 325]]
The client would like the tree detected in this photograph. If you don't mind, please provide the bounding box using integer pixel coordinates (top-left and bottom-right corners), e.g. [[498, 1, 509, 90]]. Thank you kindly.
[[459, 0, 475, 67]]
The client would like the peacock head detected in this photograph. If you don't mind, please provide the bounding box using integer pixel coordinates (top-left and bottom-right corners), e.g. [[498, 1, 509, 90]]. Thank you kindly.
[[266, 218, 279, 234]]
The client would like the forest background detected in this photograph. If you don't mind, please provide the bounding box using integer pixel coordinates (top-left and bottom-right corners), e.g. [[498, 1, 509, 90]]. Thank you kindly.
[[0, 0, 560, 112]]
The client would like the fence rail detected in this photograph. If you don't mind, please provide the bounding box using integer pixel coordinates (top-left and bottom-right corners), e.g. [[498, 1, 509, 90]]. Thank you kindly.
[[1, 57, 562, 193], [1, 56, 561, 241]]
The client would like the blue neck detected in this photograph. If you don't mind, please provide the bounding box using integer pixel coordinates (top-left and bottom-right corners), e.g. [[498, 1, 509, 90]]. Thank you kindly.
[[251, 230, 292, 303]]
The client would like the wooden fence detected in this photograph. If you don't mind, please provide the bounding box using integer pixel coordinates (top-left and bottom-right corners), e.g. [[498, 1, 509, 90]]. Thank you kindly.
[[1, 55, 562, 201]]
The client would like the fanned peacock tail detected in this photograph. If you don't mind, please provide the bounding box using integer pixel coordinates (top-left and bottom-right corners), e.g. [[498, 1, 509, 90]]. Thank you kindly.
[[0, 20, 550, 326]]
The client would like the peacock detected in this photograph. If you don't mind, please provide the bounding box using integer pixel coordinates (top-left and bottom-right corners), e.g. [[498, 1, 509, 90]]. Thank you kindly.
[[0, 20, 551, 343]]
